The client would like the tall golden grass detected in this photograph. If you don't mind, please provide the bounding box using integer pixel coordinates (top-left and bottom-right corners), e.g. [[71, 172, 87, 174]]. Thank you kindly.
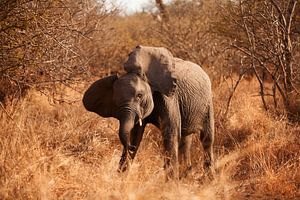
[[0, 79, 299, 199]]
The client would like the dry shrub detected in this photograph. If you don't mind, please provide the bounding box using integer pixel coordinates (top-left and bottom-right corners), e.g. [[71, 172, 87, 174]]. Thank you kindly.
[[213, 0, 300, 119], [213, 78, 300, 199], [147, 0, 220, 67], [0, 0, 118, 102]]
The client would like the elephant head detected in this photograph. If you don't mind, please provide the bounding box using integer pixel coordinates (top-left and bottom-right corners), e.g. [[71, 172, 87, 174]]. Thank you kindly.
[[124, 45, 177, 96], [83, 73, 154, 149]]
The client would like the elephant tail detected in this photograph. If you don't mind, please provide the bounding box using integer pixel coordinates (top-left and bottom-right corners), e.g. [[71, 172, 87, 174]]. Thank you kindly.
[[200, 101, 214, 168], [205, 101, 214, 140]]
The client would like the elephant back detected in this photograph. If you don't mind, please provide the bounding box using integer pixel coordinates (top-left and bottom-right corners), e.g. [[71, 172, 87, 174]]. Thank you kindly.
[[173, 57, 212, 104]]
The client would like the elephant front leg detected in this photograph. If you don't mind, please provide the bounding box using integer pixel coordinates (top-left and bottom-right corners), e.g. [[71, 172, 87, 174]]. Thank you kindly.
[[163, 131, 179, 180], [129, 124, 146, 159], [118, 147, 128, 172], [161, 95, 181, 180]]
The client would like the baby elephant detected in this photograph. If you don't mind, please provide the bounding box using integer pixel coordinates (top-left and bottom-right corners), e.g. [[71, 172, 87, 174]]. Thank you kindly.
[[83, 46, 214, 180]]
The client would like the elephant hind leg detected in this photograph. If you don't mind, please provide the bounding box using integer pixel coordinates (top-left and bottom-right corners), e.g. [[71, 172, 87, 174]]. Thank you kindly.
[[200, 104, 214, 171], [179, 135, 192, 179]]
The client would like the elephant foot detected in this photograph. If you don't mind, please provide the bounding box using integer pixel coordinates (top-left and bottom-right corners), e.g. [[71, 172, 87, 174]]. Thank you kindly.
[[204, 158, 215, 173], [164, 166, 180, 181], [118, 147, 138, 173], [196, 171, 214, 184], [179, 165, 192, 180], [118, 153, 130, 173], [118, 162, 127, 173], [203, 162, 215, 182]]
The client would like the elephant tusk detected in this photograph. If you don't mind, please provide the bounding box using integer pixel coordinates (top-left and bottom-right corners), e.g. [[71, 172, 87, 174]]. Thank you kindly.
[[138, 118, 142, 126]]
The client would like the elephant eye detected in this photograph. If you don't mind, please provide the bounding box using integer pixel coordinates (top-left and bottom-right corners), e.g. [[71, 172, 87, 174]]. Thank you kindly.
[[136, 93, 143, 100]]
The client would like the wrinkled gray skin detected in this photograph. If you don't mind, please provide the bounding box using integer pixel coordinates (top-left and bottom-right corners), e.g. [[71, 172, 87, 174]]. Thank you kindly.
[[83, 46, 214, 180]]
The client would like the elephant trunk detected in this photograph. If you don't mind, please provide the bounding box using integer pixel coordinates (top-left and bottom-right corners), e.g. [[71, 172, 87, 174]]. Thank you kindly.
[[118, 110, 137, 172], [118, 111, 135, 148]]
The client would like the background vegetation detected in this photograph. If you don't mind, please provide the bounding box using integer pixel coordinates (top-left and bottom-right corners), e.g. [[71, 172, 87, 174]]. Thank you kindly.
[[1, 0, 299, 199]]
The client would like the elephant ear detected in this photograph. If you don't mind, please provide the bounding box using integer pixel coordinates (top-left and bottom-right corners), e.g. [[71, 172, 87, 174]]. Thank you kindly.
[[124, 45, 177, 96], [82, 74, 118, 118]]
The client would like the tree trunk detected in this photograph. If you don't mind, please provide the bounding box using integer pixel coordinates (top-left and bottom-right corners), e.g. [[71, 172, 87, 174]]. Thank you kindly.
[[155, 0, 169, 21]]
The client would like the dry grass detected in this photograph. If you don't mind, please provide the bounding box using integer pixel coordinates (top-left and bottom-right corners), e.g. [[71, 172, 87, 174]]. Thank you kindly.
[[0, 80, 299, 200]]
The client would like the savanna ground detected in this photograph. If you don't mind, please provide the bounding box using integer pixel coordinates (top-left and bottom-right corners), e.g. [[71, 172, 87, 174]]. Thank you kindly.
[[1, 79, 299, 199], [1, 0, 300, 199]]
